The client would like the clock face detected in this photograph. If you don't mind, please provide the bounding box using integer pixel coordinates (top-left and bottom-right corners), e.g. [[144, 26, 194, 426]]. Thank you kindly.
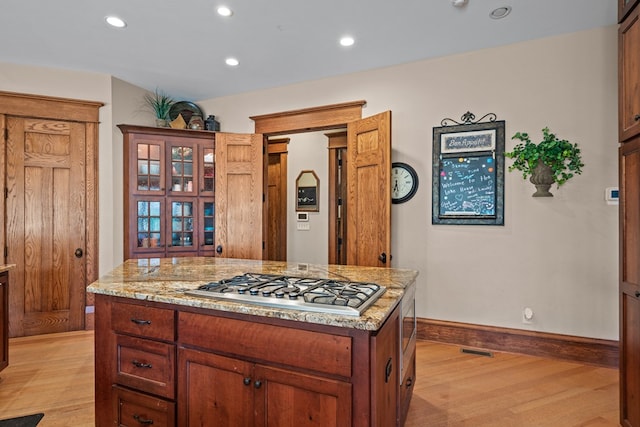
[[391, 162, 418, 204]]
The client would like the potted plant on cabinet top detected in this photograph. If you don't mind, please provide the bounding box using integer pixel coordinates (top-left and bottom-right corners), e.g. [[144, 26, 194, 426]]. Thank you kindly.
[[144, 89, 174, 127], [505, 127, 584, 197]]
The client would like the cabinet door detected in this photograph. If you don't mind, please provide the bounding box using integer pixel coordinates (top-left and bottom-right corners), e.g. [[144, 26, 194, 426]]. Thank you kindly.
[[199, 199, 216, 255], [131, 137, 166, 195], [215, 133, 264, 259], [168, 141, 198, 195], [620, 7, 640, 142], [620, 138, 640, 427], [199, 144, 215, 197], [167, 198, 198, 255], [254, 364, 351, 427], [178, 347, 254, 427], [129, 198, 166, 257], [371, 306, 399, 427]]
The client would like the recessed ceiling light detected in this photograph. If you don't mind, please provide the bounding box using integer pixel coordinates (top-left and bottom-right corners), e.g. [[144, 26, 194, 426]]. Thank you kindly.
[[339, 36, 355, 47], [217, 6, 233, 17], [105, 15, 126, 28], [225, 57, 239, 66], [489, 6, 511, 19]]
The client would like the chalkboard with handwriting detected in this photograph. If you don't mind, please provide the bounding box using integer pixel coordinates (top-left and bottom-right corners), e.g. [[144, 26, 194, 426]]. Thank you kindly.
[[432, 120, 505, 225]]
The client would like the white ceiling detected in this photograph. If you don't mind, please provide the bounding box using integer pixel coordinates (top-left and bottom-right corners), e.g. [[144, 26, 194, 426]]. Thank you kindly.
[[0, 0, 617, 101]]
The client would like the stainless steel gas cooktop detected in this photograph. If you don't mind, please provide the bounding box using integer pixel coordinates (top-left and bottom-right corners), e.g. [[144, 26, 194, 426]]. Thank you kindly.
[[185, 273, 386, 316]]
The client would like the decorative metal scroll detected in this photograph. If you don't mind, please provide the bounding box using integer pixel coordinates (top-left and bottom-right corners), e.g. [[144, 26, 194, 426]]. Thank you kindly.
[[440, 111, 497, 127]]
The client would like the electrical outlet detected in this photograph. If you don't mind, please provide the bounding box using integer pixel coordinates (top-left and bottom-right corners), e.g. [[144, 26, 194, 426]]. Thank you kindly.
[[522, 307, 534, 324]]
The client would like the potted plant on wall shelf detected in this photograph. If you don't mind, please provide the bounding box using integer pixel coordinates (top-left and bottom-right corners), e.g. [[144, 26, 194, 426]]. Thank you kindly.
[[505, 127, 584, 197], [144, 89, 174, 127]]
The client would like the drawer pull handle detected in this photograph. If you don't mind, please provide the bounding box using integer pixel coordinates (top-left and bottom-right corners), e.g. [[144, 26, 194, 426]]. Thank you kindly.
[[132, 360, 153, 369], [385, 357, 393, 383], [243, 377, 251, 386], [635, 114, 640, 122], [635, 291, 640, 298], [406, 377, 413, 387], [254, 380, 262, 389], [131, 318, 152, 326], [133, 414, 154, 425]]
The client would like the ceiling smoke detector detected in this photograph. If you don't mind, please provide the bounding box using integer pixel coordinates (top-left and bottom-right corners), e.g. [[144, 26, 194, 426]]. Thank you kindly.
[[451, 0, 468, 7]]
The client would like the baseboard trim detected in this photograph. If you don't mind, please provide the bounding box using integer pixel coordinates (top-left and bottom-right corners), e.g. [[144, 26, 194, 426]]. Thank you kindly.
[[417, 318, 619, 368]]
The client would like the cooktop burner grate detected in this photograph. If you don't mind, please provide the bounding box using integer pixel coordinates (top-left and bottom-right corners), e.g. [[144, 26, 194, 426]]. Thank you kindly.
[[185, 273, 386, 316]]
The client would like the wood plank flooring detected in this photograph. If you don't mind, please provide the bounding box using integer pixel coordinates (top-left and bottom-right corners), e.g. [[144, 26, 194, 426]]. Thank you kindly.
[[0, 331, 619, 426]]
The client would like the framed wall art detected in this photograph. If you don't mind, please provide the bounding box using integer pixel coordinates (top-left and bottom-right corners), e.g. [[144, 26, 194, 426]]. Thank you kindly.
[[432, 114, 505, 225]]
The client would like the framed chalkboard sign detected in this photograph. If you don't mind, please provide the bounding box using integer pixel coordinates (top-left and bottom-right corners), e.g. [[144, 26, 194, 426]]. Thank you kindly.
[[432, 119, 505, 225]]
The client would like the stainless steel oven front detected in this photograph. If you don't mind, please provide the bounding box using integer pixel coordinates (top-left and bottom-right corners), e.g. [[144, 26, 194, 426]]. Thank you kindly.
[[400, 282, 416, 381]]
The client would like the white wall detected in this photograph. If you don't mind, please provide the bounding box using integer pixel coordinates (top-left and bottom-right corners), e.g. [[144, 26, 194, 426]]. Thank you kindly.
[[198, 26, 619, 340], [281, 132, 329, 265], [0, 25, 619, 340]]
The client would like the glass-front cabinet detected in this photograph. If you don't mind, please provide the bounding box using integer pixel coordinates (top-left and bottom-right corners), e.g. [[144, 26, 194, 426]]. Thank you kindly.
[[120, 125, 216, 259]]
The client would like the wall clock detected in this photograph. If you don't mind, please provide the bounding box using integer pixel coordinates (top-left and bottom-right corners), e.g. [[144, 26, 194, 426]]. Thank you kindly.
[[391, 162, 419, 204]]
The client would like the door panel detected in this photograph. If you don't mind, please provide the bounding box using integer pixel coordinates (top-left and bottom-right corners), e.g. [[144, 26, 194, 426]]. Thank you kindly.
[[346, 112, 392, 267], [6, 117, 85, 336], [267, 151, 287, 261], [215, 132, 264, 260]]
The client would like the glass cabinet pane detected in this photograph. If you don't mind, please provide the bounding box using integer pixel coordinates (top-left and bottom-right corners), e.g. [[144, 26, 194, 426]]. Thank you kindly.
[[171, 201, 194, 247], [202, 148, 215, 192], [171, 146, 194, 192], [137, 200, 162, 248], [203, 201, 215, 246], [137, 143, 162, 191]]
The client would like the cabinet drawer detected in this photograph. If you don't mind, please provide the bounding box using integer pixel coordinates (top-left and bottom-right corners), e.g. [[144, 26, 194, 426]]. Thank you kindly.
[[399, 350, 416, 426], [115, 335, 175, 399], [179, 312, 352, 377], [113, 386, 175, 427], [112, 301, 175, 341]]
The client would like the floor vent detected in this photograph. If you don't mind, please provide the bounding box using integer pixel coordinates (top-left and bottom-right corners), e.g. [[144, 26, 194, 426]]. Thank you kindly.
[[460, 348, 494, 357]]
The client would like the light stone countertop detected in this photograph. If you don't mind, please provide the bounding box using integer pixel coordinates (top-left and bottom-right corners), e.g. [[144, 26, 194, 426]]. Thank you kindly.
[[0, 264, 16, 274], [87, 257, 419, 331]]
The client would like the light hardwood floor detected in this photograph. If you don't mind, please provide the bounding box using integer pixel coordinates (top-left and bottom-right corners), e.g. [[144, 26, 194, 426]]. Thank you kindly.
[[0, 331, 619, 426]]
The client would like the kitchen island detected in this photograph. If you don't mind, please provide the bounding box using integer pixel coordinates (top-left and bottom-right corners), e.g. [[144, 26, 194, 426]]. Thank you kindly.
[[88, 257, 418, 427]]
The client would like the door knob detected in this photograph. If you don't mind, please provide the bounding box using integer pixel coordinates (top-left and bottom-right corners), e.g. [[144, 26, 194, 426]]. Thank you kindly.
[[378, 252, 387, 264], [74, 248, 83, 258], [216, 245, 223, 255]]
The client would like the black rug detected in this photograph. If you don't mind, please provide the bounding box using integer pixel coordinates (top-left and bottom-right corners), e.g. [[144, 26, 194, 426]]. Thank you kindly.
[[0, 413, 44, 427]]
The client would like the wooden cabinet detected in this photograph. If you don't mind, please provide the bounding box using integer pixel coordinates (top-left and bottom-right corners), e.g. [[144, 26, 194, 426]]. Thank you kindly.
[[120, 125, 216, 259], [119, 125, 263, 261], [0, 272, 8, 373], [620, 138, 640, 427], [620, 0, 640, 22], [179, 347, 351, 426], [94, 293, 409, 426], [620, 1, 640, 423], [94, 298, 177, 426], [620, 4, 640, 142]]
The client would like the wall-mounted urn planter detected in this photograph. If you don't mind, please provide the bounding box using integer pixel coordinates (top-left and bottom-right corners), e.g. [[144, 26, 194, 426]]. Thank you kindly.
[[529, 160, 555, 197], [505, 127, 584, 198]]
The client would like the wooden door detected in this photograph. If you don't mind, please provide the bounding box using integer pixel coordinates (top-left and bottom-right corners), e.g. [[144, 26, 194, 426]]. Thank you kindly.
[[6, 117, 86, 336], [0, 273, 7, 372], [254, 364, 351, 427], [178, 347, 253, 427], [327, 132, 348, 265], [215, 132, 264, 260], [346, 112, 392, 267], [620, 138, 640, 427], [267, 139, 288, 261]]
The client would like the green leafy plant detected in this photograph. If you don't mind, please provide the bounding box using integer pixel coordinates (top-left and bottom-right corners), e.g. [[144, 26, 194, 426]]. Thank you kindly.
[[505, 127, 584, 187], [143, 88, 174, 120]]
